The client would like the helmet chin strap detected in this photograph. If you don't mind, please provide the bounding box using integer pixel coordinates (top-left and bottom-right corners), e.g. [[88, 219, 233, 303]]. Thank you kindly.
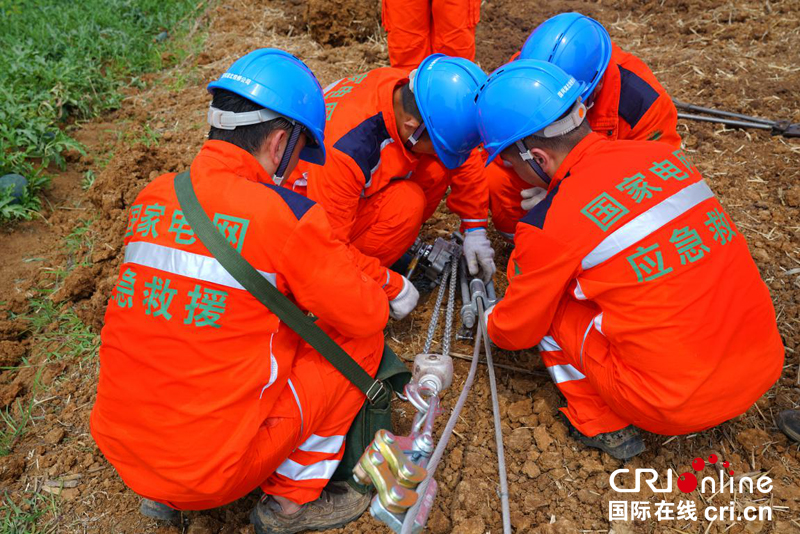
[[515, 140, 551, 185], [272, 123, 303, 186], [404, 122, 427, 151]]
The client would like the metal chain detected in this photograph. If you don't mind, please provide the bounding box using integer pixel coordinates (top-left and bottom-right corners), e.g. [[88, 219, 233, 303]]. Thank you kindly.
[[441, 254, 459, 358], [423, 265, 450, 354]]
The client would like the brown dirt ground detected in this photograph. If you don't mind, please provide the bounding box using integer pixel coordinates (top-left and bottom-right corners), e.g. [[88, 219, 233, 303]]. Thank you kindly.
[[1, 0, 799, 532]]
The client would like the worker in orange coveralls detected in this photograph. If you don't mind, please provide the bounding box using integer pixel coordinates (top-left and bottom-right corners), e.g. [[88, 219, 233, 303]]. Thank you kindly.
[[286, 54, 495, 318], [489, 12, 681, 239], [476, 59, 784, 459], [91, 49, 390, 534], [382, 0, 481, 70]]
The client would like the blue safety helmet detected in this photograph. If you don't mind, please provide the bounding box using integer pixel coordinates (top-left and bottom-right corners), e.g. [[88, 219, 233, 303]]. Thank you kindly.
[[476, 60, 586, 166], [207, 48, 326, 167], [519, 13, 612, 103], [411, 54, 488, 169]]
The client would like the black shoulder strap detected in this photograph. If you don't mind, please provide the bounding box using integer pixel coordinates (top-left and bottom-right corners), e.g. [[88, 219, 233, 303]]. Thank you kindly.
[[173, 171, 388, 405]]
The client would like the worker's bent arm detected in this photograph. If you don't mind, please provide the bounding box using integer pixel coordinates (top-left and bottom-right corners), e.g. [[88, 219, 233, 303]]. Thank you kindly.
[[279, 204, 390, 338], [487, 224, 581, 350], [306, 152, 404, 299]]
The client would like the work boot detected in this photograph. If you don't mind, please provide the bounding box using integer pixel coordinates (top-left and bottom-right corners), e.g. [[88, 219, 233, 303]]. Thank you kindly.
[[250, 481, 371, 534], [565, 418, 645, 460], [139, 498, 182, 524], [777, 410, 800, 443]]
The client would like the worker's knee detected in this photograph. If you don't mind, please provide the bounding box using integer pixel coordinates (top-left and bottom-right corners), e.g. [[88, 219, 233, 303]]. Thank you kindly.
[[351, 181, 425, 265], [382, 180, 426, 230]]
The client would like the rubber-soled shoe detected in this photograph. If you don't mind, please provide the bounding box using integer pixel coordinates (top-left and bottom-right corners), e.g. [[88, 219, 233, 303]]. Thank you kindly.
[[565, 419, 646, 460], [777, 410, 800, 443], [139, 498, 182, 524], [250, 481, 371, 534]]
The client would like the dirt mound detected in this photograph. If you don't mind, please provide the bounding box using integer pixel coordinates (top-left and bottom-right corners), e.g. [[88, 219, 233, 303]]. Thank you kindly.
[[303, 0, 381, 46]]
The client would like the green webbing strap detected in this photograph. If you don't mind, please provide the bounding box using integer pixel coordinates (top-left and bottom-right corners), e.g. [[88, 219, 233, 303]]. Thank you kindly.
[[173, 171, 388, 406]]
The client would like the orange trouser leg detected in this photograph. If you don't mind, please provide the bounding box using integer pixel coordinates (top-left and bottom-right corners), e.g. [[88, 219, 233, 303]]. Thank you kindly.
[[350, 180, 427, 267], [156, 330, 384, 510], [487, 159, 527, 237], [430, 0, 479, 60], [382, 0, 432, 70], [260, 328, 385, 505], [538, 296, 630, 437]]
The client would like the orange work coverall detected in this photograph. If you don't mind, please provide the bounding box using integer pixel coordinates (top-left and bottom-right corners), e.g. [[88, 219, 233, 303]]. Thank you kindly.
[[91, 140, 388, 509], [486, 133, 784, 436], [381, 0, 481, 71], [286, 68, 489, 299], [489, 42, 681, 236]]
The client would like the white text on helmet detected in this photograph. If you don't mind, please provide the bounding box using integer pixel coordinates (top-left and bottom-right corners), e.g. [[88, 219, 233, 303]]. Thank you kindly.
[[221, 73, 253, 86], [557, 77, 576, 98]]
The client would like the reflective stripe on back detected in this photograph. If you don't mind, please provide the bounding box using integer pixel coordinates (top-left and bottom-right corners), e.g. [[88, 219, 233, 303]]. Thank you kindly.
[[582, 180, 714, 270], [125, 241, 277, 290]]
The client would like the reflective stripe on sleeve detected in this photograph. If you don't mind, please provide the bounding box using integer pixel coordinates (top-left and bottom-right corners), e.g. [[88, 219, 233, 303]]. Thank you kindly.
[[367, 138, 395, 183], [259, 333, 280, 399], [297, 434, 346, 454], [573, 280, 587, 300], [582, 180, 714, 270], [275, 458, 340, 481], [125, 241, 277, 290], [537, 335, 562, 353], [546, 364, 586, 384], [287, 379, 304, 439]]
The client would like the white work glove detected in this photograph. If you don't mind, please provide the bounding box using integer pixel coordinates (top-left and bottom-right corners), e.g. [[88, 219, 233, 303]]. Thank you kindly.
[[463, 228, 496, 282], [520, 187, 547, 211], [389, 276, 419, 320]]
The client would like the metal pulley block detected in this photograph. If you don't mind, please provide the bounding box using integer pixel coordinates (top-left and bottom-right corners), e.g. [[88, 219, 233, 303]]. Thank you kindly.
[[411, 352, 453, 397], [354, 352, 456, 533], [353, 430, 426, 513]]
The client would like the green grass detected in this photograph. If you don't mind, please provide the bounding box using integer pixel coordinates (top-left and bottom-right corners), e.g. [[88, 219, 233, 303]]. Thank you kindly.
[[0, 218, 98, 459], [23, 295, 100, 364], [0, 395, 36, 457], [1, 490, 59, 534], [0, 0, 205, 223]]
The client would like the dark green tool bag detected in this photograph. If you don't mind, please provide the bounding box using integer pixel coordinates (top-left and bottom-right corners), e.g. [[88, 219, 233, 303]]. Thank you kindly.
[[173, 171, 410, 490], [331, 343, 410, 488]]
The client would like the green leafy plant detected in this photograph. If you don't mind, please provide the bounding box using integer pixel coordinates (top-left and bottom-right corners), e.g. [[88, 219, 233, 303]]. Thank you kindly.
[[0, 490, 59, 534], [0, 0, 203, 224]]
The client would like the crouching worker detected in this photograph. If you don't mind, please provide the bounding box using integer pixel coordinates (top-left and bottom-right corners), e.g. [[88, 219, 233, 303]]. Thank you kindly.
[[90, 49, 389, 533], [488, 12, 681, 239], [285, 54, 495, 320], [476, 60, 784, 459]]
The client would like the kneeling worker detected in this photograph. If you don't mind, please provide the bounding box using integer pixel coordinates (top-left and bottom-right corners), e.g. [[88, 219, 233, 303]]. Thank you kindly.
[[91, 49, 389, 533], [476, 60, 784, 459]]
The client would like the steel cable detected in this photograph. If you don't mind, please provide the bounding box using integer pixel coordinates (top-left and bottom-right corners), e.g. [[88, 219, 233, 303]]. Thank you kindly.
[[477, 297, 512, 534]]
